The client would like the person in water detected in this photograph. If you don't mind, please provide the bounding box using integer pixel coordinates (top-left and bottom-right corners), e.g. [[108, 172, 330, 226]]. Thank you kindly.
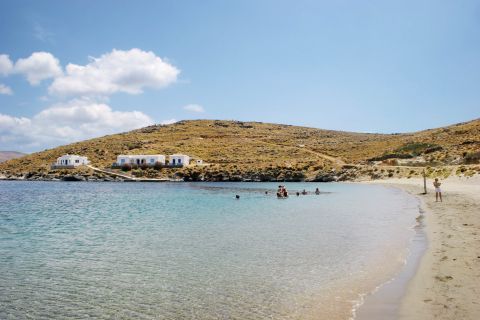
[[277, 185, 288, 198], [282, 186, 288, 197], [301, 189, 307, 195], [315, 188, 320, 195], [433, 178, 442, 202]]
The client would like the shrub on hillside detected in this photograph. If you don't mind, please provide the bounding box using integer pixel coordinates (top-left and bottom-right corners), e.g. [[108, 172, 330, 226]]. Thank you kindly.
[[131, 169, 144, 177], [121, 164, 132, 171], [126, 142, 143, 150], [369, 153, 413, 161], [144, 168, 157, 178], [464, 151, 480, 164], [395, 142, 441, 156], [153, 162, 164, 170], [424, 146, 443, 154]]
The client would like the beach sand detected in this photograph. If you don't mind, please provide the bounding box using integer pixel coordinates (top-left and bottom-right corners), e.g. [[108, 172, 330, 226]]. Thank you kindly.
[[358, 176, 480, 319]]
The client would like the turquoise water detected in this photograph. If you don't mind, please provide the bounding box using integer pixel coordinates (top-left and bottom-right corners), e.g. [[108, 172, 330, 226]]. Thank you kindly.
[[0, 181, 419, 319]]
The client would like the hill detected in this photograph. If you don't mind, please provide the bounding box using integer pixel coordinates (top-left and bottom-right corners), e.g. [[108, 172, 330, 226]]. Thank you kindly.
[[0, 151, 26, 163], [0, 119, 479, 181]]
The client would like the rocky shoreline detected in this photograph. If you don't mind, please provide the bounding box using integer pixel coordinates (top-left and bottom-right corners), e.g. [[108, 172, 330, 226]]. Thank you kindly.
[[1, 164, 478, 182], [0, 172, 124, 182]]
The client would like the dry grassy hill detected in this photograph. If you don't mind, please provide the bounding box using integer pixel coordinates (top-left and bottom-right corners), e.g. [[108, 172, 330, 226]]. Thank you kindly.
[[0, 119, 479, 181]]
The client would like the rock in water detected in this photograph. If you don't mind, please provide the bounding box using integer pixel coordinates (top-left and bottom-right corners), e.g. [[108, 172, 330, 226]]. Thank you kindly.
[[62, 175, 86, 181]]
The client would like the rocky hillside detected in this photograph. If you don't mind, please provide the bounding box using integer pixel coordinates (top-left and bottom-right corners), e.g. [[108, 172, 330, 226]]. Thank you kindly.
[[0, 119, 479, 181]]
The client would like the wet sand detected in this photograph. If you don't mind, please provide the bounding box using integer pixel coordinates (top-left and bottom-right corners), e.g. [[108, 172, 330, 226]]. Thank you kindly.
[[357, 176, 480, 319], [355, 213, 427, 319]]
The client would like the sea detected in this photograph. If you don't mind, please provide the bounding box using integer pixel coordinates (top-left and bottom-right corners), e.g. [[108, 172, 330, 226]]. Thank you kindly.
[[0, 181, 420, 319]]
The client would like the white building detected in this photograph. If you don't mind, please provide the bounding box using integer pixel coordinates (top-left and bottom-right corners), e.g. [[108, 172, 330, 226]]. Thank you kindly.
[[55, 154, 89, 167], [169, 154, 190, 167], [116, 155, 166, 166]]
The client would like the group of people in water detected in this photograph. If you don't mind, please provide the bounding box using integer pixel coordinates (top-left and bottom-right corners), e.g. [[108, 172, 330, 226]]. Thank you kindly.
[[235, 178, 445, 201], [276, 186, 321, 198], [236, 186, 322, 199]]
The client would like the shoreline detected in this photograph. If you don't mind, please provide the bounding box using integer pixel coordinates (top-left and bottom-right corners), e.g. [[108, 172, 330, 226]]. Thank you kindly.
[[354, 185, 428, 320], [356, 176, 480, 319], [2, 164, 478, 183]]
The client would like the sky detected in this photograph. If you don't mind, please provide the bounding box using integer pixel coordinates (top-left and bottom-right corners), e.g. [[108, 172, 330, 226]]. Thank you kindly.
[[0, 0, 479, 152]]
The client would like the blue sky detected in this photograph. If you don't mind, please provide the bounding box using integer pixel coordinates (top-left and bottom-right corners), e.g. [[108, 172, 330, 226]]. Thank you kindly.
[[0, 0, 479, 152]]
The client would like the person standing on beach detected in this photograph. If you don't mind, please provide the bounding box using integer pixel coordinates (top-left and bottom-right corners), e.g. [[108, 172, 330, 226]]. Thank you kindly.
[[433, 178, 442, 202]]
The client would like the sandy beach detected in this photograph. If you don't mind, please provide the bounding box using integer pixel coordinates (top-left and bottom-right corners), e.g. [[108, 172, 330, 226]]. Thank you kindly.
[[359, 175, 480, 319]]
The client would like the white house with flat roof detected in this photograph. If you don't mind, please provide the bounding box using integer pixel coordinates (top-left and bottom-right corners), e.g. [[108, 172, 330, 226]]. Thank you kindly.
[[116, 155, 166, 166], [54, 154, 89, 168], [169, 154, 190, 167]]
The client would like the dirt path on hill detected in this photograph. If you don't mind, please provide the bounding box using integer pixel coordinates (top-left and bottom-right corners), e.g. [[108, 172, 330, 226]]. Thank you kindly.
[[88, 165, 137, 180], [87, 165, 170, 181], [254, 139, 346, 166]]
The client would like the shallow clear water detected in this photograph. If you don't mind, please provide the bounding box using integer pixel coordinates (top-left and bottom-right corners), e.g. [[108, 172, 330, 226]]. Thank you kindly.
[[0, 181, 419, 319]]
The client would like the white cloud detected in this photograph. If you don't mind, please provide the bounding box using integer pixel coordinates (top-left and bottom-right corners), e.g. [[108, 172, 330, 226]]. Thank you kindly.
[[49, 48, 180, 97], [0, 99, 153, 151], [0, 54, 13, 76], [14, 52, 63, 85], [0, 114, 32, 146], [0, 84, 13, 95], [0, 113, 31, 131], [160, 118, 177, 125], [183, 104, 205, 113], [0, 48, 182, 151]]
